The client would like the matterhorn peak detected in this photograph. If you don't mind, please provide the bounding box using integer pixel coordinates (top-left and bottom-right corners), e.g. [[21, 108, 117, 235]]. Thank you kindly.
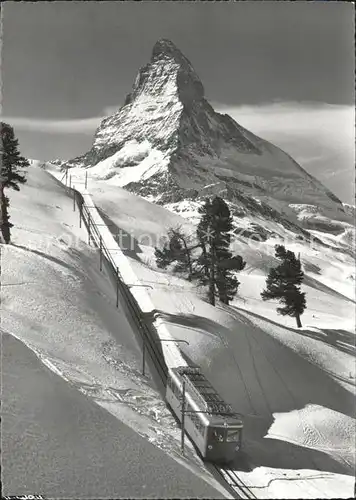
[[152, 38, 185, 59], [63, 39, 344, 216], [151, 38, 195, 69], [124, 38, 204, 109]]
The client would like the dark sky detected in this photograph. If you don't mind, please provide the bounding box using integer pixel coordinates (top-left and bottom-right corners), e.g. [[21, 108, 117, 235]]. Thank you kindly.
[[1, 1, 354, 202]]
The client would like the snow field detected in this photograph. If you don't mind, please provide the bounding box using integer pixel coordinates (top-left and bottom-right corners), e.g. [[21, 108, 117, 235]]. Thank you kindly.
[[81, 168, 355, 497], [26, 165, 356, 498], [3, 166, 230, 494]]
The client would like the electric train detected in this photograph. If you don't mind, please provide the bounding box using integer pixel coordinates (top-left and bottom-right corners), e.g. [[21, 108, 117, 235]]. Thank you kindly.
[[166, 366, 243, 463]]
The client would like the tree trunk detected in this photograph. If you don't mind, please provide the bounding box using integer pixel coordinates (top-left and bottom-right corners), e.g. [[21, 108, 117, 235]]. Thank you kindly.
[[208, 242, 216, 306], [201, 243, 209, 278], [181, 236, 192, 282], [0, 185, 11, 244], [295, 313, 302, 328], [216, 269, 227, 305]]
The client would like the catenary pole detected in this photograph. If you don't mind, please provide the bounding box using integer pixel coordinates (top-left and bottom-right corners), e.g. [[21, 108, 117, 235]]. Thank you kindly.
[[181, 378, 186, 454], [142, 338, 146, 376], [79, 200, 82, 228], [99, 235, 103, 271], [116, 267, 119, 308]]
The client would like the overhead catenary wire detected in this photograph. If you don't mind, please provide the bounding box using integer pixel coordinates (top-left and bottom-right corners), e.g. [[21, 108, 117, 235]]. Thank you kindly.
[[45, 167, 260, 498], [76, 188, 168, 384]]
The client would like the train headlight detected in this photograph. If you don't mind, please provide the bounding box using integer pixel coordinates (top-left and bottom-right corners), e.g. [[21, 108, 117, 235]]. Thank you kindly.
[[235, 445, 240, 452], [208, 445, 213, 450]]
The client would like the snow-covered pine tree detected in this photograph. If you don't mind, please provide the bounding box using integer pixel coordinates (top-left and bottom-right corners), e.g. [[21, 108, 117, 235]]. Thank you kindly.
[[261, 244, 306, 327], [197, 196, 246, 306], [154, 244, 174, 269], [154, 226, 197, 280], [167, 226, 196, 281], [0, 123, 29, 243], [216, 253, 246, 304]]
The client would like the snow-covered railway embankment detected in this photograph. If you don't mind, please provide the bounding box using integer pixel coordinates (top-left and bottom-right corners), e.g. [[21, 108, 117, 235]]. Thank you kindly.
[[44, 168, 259, 499], [45, 168, 188, 382]]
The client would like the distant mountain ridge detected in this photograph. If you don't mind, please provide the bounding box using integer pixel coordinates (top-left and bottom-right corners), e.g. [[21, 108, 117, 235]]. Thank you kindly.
[[56, 39, 352, 235]]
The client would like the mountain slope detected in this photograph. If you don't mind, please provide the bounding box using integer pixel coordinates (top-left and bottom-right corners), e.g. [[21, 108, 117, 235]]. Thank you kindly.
[[59, 40, 347, 214], [6, 164, 355, 499]]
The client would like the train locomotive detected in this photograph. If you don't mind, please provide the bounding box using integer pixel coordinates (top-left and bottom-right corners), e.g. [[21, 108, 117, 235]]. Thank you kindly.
[[166, 366, 243, 463]]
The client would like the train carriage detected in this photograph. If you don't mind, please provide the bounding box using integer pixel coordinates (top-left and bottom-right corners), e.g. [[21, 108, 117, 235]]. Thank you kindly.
[[166, 366, 243, 463]]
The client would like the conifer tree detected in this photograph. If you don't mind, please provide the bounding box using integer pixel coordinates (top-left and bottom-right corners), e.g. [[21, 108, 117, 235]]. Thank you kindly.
[[197, 196, 246, 306], [154, 198, 246, 305], [154, 244, 174, 269], [154, 226, 197, 280], [261, 244, 306, 327], [168, 227, 195, 280], [0, 123, 29, 243]]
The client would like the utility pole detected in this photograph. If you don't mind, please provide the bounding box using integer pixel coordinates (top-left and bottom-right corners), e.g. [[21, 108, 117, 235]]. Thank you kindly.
[[116, 267, 119, 308], [142, 338, 146, 376], [99, 235, 103, 271], [181, 378, 186, 454], [85, 170, 88, 190], [79, 200, 82, 228]]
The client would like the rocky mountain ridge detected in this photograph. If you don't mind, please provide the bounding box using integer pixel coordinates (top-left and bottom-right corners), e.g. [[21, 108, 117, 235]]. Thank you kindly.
[[57, 39, 353, 237]]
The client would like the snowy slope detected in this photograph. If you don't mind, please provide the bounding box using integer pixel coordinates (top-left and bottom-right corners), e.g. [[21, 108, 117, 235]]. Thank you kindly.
[[86, 189, 355, 498], [9, 32, 356, 494], [2, 166, 230, 495], [44, 164, 355, 498]]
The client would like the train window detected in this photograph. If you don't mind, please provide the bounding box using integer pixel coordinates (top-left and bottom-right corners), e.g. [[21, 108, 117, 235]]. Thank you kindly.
[[226, 429, 240, 442], [187, 408, 204, 435], [212, 429, 225, 442]]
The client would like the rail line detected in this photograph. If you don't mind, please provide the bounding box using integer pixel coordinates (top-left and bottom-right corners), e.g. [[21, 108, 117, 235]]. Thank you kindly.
[[74, 187, 169, 386], [56, 176, 258, 500], [217, 466, 258, 499]]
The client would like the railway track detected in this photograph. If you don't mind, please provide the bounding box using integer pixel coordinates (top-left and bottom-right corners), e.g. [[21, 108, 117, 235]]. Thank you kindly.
[[217, 466, 258, 499], [60, 179, 258, 500], [76, 190, 169, 386]]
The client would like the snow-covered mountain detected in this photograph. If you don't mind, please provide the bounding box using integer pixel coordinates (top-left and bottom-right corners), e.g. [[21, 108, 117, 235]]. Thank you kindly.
[[6, 162, 355, 500], [9, 39, 355, 495], [57, 39, 353, 236]]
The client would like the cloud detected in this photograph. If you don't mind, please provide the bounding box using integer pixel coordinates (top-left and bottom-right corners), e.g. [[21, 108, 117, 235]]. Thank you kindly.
[[213, 100, 355, 159], [216, 100, 355, 202], [1, 116, 104, 134], [102, 105, 121, 116], [1, 104, 123, 135]]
